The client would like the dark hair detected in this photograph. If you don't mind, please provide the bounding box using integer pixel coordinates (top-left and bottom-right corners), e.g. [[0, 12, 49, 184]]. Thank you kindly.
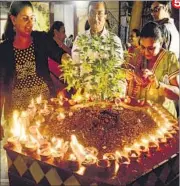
[[85, 20, 90, 31], [140, 21, 163, 42], [132, 29, 140, 37], [88, 1, 107, 14], [3, 1, 33, 41], [48, 21, 64, 38]]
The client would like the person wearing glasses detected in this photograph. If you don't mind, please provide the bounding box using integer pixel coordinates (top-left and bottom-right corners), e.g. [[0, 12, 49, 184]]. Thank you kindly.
[[0, 1, 65, 136], [72, 1, 124, 63], [151, 1, 179, 59], [126, 22, 179, 117]]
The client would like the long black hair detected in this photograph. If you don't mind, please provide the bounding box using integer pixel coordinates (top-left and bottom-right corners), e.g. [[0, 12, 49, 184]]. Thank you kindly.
[[2, 1, 33, 41], [48, 21, 64, 38]]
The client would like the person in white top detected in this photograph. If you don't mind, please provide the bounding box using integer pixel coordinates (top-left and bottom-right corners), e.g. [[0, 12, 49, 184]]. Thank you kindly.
[[151, 1, 179, 59], [72, 1, 124, 64]]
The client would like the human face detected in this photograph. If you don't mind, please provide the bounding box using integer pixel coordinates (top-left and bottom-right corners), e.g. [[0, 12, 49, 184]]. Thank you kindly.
[[57, 26, 66, 42], [88, 2, 107, 34], [129, 31, 139, 47], [11, 6, 35, 37], [140, 37, 162, 60], [151, 2, 167, 21]]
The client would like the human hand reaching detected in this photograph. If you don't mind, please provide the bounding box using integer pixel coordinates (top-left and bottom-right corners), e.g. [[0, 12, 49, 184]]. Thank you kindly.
[[141, 69, 159, 88]]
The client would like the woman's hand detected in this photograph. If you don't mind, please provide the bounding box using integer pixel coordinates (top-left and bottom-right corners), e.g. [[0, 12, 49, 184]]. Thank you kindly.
[[141, 69, 159, 88]]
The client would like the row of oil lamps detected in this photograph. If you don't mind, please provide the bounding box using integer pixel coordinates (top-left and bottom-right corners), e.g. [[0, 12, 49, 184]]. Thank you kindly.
[[4, 96, 179, 180]]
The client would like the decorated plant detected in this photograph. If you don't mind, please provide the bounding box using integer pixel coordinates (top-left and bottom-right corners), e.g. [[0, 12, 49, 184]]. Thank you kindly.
[[60, 34, 127, 101]]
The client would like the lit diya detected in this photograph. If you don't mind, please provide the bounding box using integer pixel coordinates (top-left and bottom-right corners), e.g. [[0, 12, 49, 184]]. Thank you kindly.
[[67, 154, 80, 171], [53, 152, 64, 165], [23, 142, 38, 154], [96, 158, 111, 178], [148, 142, 158, 154], [7, 137, 21, 152], [39, 149, 53, 164], [158, 138, 167, 150], [81, 155, 97, 177], [128, 150, 139, 162], [103, 153, 118, 177]]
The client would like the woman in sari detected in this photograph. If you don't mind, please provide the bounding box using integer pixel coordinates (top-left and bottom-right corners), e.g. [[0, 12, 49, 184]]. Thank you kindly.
[[126, 22, 179, 117]]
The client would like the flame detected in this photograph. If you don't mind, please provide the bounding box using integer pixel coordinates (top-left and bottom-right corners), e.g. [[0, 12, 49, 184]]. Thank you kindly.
[[58, 95, 63, 101], [141, 138, 148, 144], [59, 100, 64, 106], [34, 126, 43, 140], [115, 162, 119, 175], [62, 141, 69, 153], [29, 135, 38, 144], [115, 151, 121, 160], [51, 138, 63, 149], [124, 147, 131, 153], [69, 153, 77, 161], [149, 135, 156, 142], [37, 149, 41, 154], [157, 129, 163, 135], [141, 138, 149, 148], [55, 139, 63, 149], [51, 137, 57, 144], [160, 127, 167, 133], [71, 135, 78, 144], [76, 166, 86, 175], [36, 95, 42, 104], [70, 135, 86, 162], [133, 142, 140, 150], [19, 123, 27, 141], [21, 111, 27, 117], [50, 147, 57, 154], [36, 121, 41, 127], [51, 138, 69, 154], [11, 111, 21, 137]]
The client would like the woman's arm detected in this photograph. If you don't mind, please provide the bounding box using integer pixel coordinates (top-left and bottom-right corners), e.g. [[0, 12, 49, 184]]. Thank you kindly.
[[158, 75, 179, 100], [53, 36, 71, 55]]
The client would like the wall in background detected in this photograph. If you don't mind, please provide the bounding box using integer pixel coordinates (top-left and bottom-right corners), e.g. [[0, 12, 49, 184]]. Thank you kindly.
[[53, 2, 74, 38]]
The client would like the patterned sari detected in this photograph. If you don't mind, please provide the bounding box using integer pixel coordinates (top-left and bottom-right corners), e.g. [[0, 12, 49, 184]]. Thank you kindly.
[[128, 49, 179, 117]]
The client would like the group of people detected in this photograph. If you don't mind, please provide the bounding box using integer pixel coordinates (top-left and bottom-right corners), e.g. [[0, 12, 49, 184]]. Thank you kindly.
[[0, 1, 179, 140]]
